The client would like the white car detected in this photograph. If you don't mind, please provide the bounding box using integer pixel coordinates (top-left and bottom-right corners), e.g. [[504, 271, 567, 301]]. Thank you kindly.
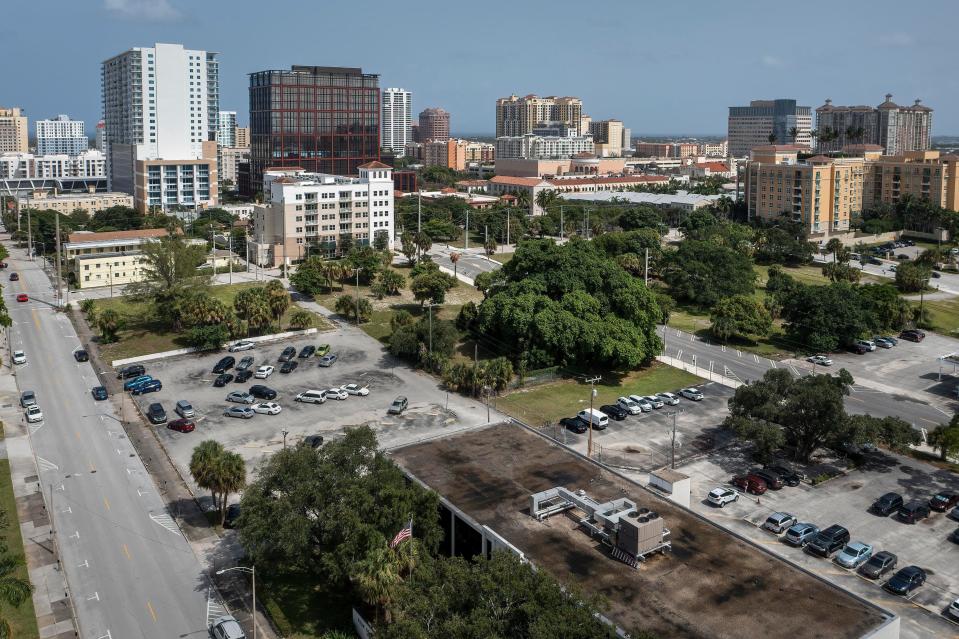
[[679, 388, 704, 401], [229, 340, 256, 352], [342, 383, 370, 396], [948, 598, 959, 620], [616, 396, 642, 415], [656, 392, 680, 406], [252, 402, 282, 415], [254, 365, 274, 379], [806, 355, 832, 366], [856, 339, 876, 352], [11, 350, 25, 365], [323, 388, 349, 401], [762, 511, 798, 534], [707, 487, 738, 507], [641, 395, 664, 409], [25, 405, 43, 423], [294, 390, 327, 404], [627, 394, 653, 412]]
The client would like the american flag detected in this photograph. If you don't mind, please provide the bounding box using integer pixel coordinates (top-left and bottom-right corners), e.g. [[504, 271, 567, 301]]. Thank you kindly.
[[389, 519, 413, 548]]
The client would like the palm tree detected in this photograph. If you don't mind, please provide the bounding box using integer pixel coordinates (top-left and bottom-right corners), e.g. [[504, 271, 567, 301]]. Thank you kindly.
[[515, 189, 532, 212], [0, 552, 31, 638], [484, 236, 497, 256], [449, 251, 460, 277], [825, 238, 843, 264], [190, 440, 226, 511], [288, 308, 314, 330], [264, 280, 291, 324], [788, 127, 799, 142], [535, 189, 558, 213], [213, 452, 246, 526], [352, 545, 401, 624], [415, 232, 432, 259], [245, 297, 273, 336], [96, 308, 122, 343], [767, 133, 778, 145]]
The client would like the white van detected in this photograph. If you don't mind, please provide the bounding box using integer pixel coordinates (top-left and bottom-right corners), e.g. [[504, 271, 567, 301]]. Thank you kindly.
[[294, 390, 327, 404], [577, 408, 609, 430]]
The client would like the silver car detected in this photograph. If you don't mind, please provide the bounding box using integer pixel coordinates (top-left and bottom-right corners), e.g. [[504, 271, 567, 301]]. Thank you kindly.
[[223, 406, 254, 419], [616, 396, 642, 415], [627, 395, 653, 412], [225, 391, 255, 404], [783, 522, 819, 546], [656, 392, 680, 406], [210, 614, 246, 639], [762, 512, 797, 534], [641, 395, 664, 409], [835, 542, 873, 569], [175, 400, 195, 418]]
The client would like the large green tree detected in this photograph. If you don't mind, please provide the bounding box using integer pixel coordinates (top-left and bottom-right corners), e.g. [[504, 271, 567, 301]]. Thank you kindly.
[[661, 240, 755, 307], [895, 261, 930, 293], [928, 415, 959, 461], [710, 295, 772, 341]]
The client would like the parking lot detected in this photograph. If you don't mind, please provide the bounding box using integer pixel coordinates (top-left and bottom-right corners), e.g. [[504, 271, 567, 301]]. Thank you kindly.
[[122, 327, 495, 496]]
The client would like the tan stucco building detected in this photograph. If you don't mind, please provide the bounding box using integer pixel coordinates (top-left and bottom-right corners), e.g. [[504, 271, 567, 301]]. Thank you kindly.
[[0, 107, 29, 153], [859, 149, 959, 212], [495, 95, 583, 137], [19, 190, 133, 215]]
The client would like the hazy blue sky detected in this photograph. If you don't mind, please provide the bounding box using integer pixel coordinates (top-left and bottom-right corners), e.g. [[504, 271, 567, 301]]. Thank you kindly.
[[3, 0, 958, 136]]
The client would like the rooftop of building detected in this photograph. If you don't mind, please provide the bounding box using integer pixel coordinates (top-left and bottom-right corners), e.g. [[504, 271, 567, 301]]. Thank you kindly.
[[66, 228, 168, 245], [391, 424, 889, 639], [26, 191, 131, 201], [547, 175, 669, 186], [694, 161, 730, 171], [357, 161, 392, 169], [562, 191, 723, 206], [488, 175, 551, 187], [455, 179, 490, 187]]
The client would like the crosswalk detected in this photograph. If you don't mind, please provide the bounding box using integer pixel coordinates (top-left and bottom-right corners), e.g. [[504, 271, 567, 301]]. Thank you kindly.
[[149, 511, 182, 536], [206, 588, 229, 626]]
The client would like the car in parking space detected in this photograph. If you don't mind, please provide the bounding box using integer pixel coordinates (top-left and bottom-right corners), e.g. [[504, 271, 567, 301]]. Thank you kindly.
[[655, 392, 680, 406], [91, 386, 108, 401], [223, 504, 241, 529], [316, 344, 330, 357], [899, 329, 925, 342], [621, 395, 650, 412], [617, 396, 643, 415], [948, 598, 959, 621], [641, 395, 664, 409], [226, 391, 255, 404], [25, 405, 43, 423], [342, 383, 369, 396], [131, 379, 162, 395], [856, 339, 876, 352], [388, 395, 408, 414], [874, 337, 895, 349], [19, 391, 36, 407], [929, 492, 959, 512], [806, 355, 832, 366], [146, 403, 167, 424], [212, 356, 236, 374], [871, 492, 904, 516], [324, 388, 349, 401], [298, 345, 316, 358], [751, 468, 784, 490], [117, 364, 145, 379], [223, 406, 255, 419], [835, 542, 873, 569], [167, 418, 196, 433], [236, 356, 255, 372], [762, 512, 798, 534], [254, 365, 274, 379], [731, 474, 767, 495], [860, 550, 898, 579], [278, 346, 297, 362], [248, 385, 277, 400], [783, 523, 819, 547], [303, 435, 324, 448], [175, 400, 195, 418], [11, 350, 25, 365], [679, 387, 704, 401], [950, 506, 959, 521], [213, 373, 234, 387], [847, 342, 868, 355], [561, 416, 588, 434], [763, 464, 802, 486], [706, 487, 738, 507], [806, 524, 850, 558], [15, 294, 27, 303], [294, 390, 327, 404], [234, 369, 253, 383], [252, 402, 282, 415], [318, 353, 338, 367], [950, 528, 959, 544], [9, 273, 18, 281], [898, 501, 931, 524], [123, 375, 153, 391], [228, 340, 255, 352], [600, 404, 627, 421], [73, 349, 89, 362], [932, 271, 942, 278], [884, 566, 926, 596], [279, 360, 298, 374]]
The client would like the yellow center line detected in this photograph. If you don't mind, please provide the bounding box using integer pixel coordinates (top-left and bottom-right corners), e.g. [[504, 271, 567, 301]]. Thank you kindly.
[[30, 308, 39, 330], [122, 544, 131, 560], [89, 462, 96, 473], [146, 600, 157, 623], [103, 497, 110, 511], [75, 430, 81, 441]]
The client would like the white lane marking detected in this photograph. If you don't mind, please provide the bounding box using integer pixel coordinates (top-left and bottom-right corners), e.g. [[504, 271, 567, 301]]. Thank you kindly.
[[149, 512, 183, 536], [724, 366, 744, 384], [737, 350, 742, 357], [753, 354, 760, 363], [69, 530, 80, 539], [676, 349, 683, 360], [60, 507, 72, 514], [771, 361, 778, 369], [37, 457, 58, 472], [721, 344, 726, 352], [206, 588, 229, 626], [789, 365, 800, 376], [78, 560, 89, 568], [87, 592, 99, 601], [95, 630, 112, 639]]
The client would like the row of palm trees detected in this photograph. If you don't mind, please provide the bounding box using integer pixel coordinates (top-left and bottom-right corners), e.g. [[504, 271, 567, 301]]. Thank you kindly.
[[766, 125, 867, 147]]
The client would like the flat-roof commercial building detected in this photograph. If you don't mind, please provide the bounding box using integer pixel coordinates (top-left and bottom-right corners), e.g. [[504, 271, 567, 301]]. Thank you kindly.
[[488, 173, 670, 214], [18, 190, 133, 215], [36, 115, 87, 156], [563, 189, 724, 211], [728, 99, 812, 157], [391, 424, 894, 639], [65, 228, 170, 290], [859, 149, 959, 212], [0, 150, 106, 179], [0, 107, 28, 153], [382, 88, 412, 156], [495, 134, 594, 160]]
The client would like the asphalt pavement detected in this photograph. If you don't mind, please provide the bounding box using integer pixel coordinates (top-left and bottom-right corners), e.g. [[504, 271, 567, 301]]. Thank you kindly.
[[427, 245, 502, 283]]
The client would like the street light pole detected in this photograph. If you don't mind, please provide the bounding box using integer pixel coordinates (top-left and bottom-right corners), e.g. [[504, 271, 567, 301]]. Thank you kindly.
[[585, 375, 600, 458], [216, 566, 256, 639], [353, 268, 361, 326]]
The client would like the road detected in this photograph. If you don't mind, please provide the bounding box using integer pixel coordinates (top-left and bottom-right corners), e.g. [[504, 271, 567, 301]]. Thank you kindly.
[[428, 245, 502, 282], [4, 240, 209, 637], [815, 249, 959, 296]]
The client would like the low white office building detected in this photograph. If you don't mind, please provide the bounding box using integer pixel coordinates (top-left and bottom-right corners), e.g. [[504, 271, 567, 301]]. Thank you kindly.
[[0, 150, 106, 179], [36, 115, 87, 156]]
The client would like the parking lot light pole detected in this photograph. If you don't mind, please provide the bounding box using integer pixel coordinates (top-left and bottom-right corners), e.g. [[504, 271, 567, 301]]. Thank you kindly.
[[585, 376, 601, 458], [217, 565, 256, 639]]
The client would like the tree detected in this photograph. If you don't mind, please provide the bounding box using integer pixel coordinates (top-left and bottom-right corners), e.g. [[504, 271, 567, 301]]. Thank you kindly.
[[335, 294, 372, 323], [184, 324, 229, 350], [824, 238, 847, 263], [390, 316, 458, 366], [97, 308, 122, 343], [662, 240, 755, 307], [290, 257, 335, 296], [773, 281, 873, 352], [410, 271, 456, 306], [373, 230, 389, 251], [264, 279, 291, 322], [177, 291, 232, 328], [415, 231, 432, 259], [347, 246, 385, 284], [338, 233, 354, 255], [400, 233, 417, 265], [473, 270, 506, 299], [352, 544, 402, 624], [845, 414, 921, 454], [895, 261, 930, 293], [484, 235, 497, 256], [0, 551, 31, 639], [928, 416, 959, 461], [726, 415, 785, 463], [767, 133, 778, 145], [821, 261, 861, 283], [190, 441, 246, 526], [709, 295, 772, 341], [371, 270, 405, 299], [288, 308, 314, 330]]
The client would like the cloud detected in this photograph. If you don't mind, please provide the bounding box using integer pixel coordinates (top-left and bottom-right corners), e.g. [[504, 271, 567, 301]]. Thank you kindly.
[[104, 0, 181, 21], [878, 33, 914, 47], [760, 55, 783, 68]]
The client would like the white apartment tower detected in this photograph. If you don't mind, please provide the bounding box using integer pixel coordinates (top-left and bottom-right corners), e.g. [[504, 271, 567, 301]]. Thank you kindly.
[[217, 110, 237, 147], [381, 88, 412, 156], [36, 115, 87, 155]]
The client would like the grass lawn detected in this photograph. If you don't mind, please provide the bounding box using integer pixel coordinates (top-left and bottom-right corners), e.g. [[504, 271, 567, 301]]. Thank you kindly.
[[0, 458, 39, 639], [496, 363, 702, 425], [912, 295, 959, 336], [488, 252, 513, 264], [260, 572, 354, 638], [90, 283, 331, 362]]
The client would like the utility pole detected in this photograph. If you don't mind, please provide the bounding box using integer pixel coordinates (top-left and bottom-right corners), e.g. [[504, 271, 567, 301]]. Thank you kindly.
[[245, 231, 250, 276], [560, 206, 564, 240], [417, 191, 422, 234], [27, 208, 32, 261], [506, 209, 510, 249], [585, 375, 601, 458], [484, 224, 488, 252], [669, 411, 678, 469], [54, 212, 62, 306], [473, 343, 479, 399], [353, 268, 360, 326], [465, 210, 469, 250], [644, 248, 649, 286], [228, 232, 233, 285], [428, 303, 434, 360]]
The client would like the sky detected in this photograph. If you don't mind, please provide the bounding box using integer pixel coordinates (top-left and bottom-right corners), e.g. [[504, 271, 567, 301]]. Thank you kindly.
[[2, 0, 958, 137]]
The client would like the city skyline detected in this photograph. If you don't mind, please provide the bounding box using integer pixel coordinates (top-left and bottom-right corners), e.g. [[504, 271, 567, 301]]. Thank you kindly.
[[2, 0, 957, 136]]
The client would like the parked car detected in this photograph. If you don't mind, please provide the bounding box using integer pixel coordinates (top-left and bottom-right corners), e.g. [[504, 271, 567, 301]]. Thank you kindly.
[[806, 355, 832, 366], [762, 512, 798, 534], [860, 551, 898, 579], [951, 528, 959, 544], [91, 386, 108, 401], [898, 501, 931, 524], [223, 505, 241, 530], [764, 464, 802, 486], [318, 353, 338, 367], [323, 388, 348, 401], [116, 364, 145, 379], [706, 487, 738, 507], [932, 271, 942, 278], [25, 405, 43, 423], [228, 340, 255, 352], [167, 418, 196, 433], [783, 523, 819, 547], [806, 524, 850, 558], [174, 400, 195, 418], [278, 346, 297, 362], [874, 337, 895, 349], [848, 343, 868, 355], [950, 506, 959, 521], [835, 542, 873, 569], [896, 254, 910, 260], [342, 383, 369, 396], [20, 391, 36, 407], [731, 474, 767, 495], [856, 339, 876, 352], [627, 395, 654, 411], [641, 395, 664, 409], [298, 345, 316, 358], [212, 356, 235, 374], [294, 390, 327, 404], [234, 369, 253, 383], [600, 404, 628, 421], [252, 402, 282, 415], [223, 406, 254, 419], [577, 408, 608, 430], [876, 335, 898, 346], [248, 385, 277, 400], [131, 379, 162, 395], [929, 492, 959, 512], [884, 566, 926, 596], [316, 344, 331, 357], [123, 375, 153, 391], [73, 349, 89, 362], [388, 395, 408, 414], [679, 387, 704, 401], [871, 492, 903, 516], [616, 396, 643, 415], [213, 373, 234, 387], [279, 360, 298, 374], [899, 329, 926, 342], [146, 403, 167, 424], [948, 598, 959, 621], [15, 294, 27, 302], [254, 365, 274, 379], [236, 356, 255, 371], [11, 350, 25, 365], [303, 435, 324, 449], [8, 273, 18, 281], [751, 468, 784, 490], [561, 416, 589, 434], [226, 391, 255, 404], [656, 392, 680, 406]]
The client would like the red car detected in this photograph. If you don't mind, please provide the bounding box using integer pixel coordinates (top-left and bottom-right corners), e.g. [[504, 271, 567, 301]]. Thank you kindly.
[[15, 294, 28, 303], [167, 418, 195, 433], [899, 329, 925, 343], [731, 474, 768, 495], [929, 493, 959, 512]]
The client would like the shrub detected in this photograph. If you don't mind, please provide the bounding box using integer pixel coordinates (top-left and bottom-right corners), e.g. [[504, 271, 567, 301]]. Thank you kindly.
[[184, 324, 229, 351]]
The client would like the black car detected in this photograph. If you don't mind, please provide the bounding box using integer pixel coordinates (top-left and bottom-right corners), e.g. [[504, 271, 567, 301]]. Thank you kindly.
[[73, 349, 89, 362], [751, 468, 784, 490], [280, 360, 298, 374], [248, 385, 277, 400], [223, 504, 241, 529], [8, 273, 17, 281], [303, 434, 324, 449], [898, 501, 930, 524], [234, 369, 253, 383], [806, 524, 850, 557], [212, 356, 236, 374], [599, 404, 627, 421], [298, 345, 316, 358], [872, 492, 904, 516], [860, 550, 897, 579], [146, 403, 167, 424], [950, 528, 959, 544], [560, 416, 588, 434], [848, 343, 868, 355], [116, 364, 145, 379], [764, 464, 802, 487], [884, 566, 926, 596], [236, 356, 255, 371], [278, 346, 297, 362], [899, 329, 925, 343], [91, 386, 108, 401], [213, 373, 234, 387]]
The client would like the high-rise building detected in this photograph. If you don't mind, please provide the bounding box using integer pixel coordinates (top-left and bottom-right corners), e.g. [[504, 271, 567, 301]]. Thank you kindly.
[[217, 110, 237, 147], [495, 134, 594, 160], [381, 88, 412, 156], [495, 95, 582, 138], [101, 42, 220, 211], [417, 107, 450, 142], [856, 148, 959, 212], [589, 119, 626, 156], [728, 99, 812, 157], [0, 107, 28, 153], [248, 65, 379, 191], [235, 126, 250, 148], [36, 115, 87, 155], [815, 95, 933, 155], [95, 120, 106, 152], [423, 139, 469, 170]]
